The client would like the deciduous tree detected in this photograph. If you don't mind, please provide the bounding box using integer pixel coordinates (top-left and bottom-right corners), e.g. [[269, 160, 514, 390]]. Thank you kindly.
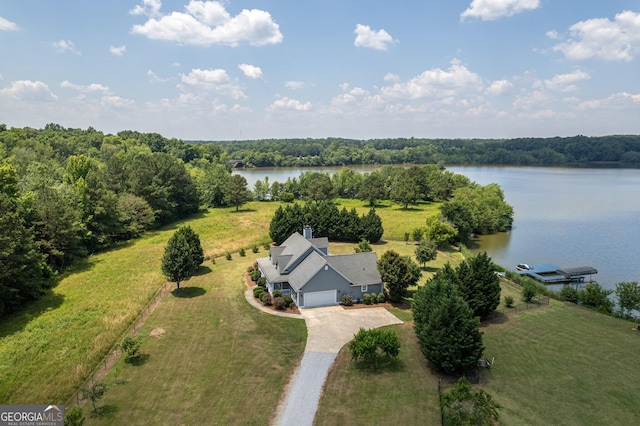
[[378, 250, 421, 303], [614, 281, 640, 317]]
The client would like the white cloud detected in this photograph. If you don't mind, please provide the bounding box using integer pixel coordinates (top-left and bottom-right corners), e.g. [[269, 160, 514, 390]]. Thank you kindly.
[[578, 91, 640, 110], [384, 72, 400, 82], [60, 81, 110, 93], [485, 79, 513, 96], [552, 10, 640, 61], [131, 0, 283, 47], [51, 40, 81, 55], [380, 60, 483, 100], [180, 68, 246, 99], [110, 45, 127, 56], [129, 0, 162, 18], [267, 97, 312, 112], [285, 81, 304, 90], [543, 70, 590, 92], [354, 24, 397, 51], [546, 30, 559, 40], [147, 70, 169, 83], [238, 63, 263, 80], [0, 16, 19, 31], [461, 0, 540, 21], [0, 80, 57, 101]]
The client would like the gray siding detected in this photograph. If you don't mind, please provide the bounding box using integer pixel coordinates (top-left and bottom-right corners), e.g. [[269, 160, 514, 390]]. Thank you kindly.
[[349, 284, 384, 301]]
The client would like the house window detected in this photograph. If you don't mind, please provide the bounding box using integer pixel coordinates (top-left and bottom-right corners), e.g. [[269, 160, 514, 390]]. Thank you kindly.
[[361, 285, 368, 293]]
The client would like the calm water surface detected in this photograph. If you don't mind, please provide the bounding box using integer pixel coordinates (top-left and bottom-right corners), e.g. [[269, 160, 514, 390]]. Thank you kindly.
[[237, 166, 640, 290]]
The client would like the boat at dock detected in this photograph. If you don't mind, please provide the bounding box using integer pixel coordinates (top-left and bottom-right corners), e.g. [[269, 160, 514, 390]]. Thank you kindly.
[[514, 263, 597, 284]]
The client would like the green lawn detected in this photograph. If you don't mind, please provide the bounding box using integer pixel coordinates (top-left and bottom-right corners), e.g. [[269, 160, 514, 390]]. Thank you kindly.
[[480, 300, 640, 425], [0, 202, 278, 404], [86, 254, 306, 425], [315, 323, 441, 425], [316, 288, 640, 425]]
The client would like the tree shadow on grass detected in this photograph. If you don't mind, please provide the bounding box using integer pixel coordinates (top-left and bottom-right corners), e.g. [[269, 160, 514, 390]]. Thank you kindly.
[[421, 266, 439, 274], [90, 404, 119, 419], [193, 265, 212, 276], [125, 353, 151, 366], [171, 286, 206, 298], [354, 356, 405, 374], [0, 292, 65, 338]]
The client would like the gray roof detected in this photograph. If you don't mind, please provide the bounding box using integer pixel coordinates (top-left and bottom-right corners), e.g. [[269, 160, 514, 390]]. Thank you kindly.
[[288, 251, 327, 291], [326, 252, 382, 286], [262, 230, 381, 291], [257, 258, 286, 283]]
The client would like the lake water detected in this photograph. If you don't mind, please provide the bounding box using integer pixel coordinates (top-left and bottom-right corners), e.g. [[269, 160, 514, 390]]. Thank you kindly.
[[236, 166, 640, 291]]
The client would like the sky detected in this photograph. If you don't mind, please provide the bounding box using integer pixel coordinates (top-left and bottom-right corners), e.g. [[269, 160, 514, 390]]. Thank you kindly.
[[1, 0, 640, 141]]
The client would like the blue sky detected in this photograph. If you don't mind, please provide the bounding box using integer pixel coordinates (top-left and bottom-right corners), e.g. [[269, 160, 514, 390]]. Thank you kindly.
[[1, 0, 640, 140]]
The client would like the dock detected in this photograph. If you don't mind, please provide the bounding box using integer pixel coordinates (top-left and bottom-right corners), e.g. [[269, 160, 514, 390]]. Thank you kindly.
[[515, 263, 597, 284]]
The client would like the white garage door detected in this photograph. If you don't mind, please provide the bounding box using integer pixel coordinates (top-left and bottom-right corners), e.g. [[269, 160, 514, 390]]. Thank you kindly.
[[303, 290, 337, 308]]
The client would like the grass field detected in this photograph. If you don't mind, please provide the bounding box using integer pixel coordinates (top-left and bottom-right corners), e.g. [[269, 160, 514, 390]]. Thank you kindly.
[[86, 254, 307, 425], [316, 290, 640, 425], [5, 196, 638, 425], [0, 202, 279, 404], [0, 198, 430, 405]]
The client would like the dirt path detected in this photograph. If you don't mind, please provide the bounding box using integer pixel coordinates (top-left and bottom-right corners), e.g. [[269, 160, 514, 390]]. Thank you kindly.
[[67, 282, 172, 407]]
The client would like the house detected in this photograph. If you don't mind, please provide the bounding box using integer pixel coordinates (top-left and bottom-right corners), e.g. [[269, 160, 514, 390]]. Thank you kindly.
[[257, 226, 383, 308]]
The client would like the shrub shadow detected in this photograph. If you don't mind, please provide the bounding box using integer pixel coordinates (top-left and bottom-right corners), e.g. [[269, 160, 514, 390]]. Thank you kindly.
[[171, 286, 206, 298], [125, 353, 151, 366]]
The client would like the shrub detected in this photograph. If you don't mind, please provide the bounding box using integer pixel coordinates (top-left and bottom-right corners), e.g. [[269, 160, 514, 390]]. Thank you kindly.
[[412, 227, 424, 242], [211, 257, 216, 264], [257, 277, 266, 288], [263, 242, 271, 250], [284, 295, 293, 307], [404, 232, 410, 242], [260, 293, 272, 306], [342, 294, 353, 306], [274, 297, 285, 310], [252, 245, 259, 253], [280, 192, 295, 202], [249, 269, 261, 282], [120, 336, 141, 360], [289, 300, 296, 309], [522, 281, 538, 303], [273, 289, 282, 297], [377, 292, 386, 303], [239, 248, 246, 257], [504, 296, 514, 308], [560, 285, 579, 303], [226, 252, 232, 261], [253, 287, 265, 298], [363, 293, 372, 305], [64, 406, 85, 426]]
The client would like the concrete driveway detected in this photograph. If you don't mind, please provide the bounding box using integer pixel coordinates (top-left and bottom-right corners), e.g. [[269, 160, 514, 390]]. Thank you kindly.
[[273, 305, 403, 426]]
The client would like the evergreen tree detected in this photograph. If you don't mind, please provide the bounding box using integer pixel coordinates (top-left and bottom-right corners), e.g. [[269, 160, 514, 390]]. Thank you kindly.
[[417, 292, 484, 375], [361, 208, 384, 243], [456, 252, 501, 320], [224, 174, 252, 211]]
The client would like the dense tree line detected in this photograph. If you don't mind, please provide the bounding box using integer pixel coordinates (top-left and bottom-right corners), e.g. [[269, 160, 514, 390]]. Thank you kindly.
[[195, 135, 640, 167], [0, 124, 232, 316], [269, 202, 384, 245]]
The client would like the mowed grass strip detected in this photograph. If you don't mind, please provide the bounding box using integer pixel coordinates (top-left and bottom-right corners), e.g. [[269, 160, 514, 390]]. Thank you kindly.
[[315, 323, 441, 425], [480, 300, 640, 425], [87, 256, 306, 425], [0, 202, 277, 404]]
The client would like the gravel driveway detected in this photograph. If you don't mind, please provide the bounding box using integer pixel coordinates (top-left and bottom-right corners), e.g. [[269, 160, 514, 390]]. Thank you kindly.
[[273, 305, 403, 426]]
